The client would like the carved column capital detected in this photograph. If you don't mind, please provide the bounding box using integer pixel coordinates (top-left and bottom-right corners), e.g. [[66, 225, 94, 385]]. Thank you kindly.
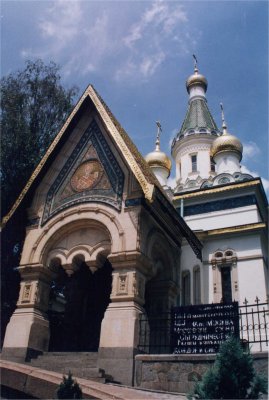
[[17, 263, 54, 311], [110, 270, 146, 306], [18, 263, 56, 282], [108, 251, 152, 275]]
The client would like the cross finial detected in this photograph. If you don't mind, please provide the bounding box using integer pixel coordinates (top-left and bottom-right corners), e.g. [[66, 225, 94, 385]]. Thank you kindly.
[[193, 54, 198, 72], [155, 121, 162, 150], [220, 102, 227, 133]]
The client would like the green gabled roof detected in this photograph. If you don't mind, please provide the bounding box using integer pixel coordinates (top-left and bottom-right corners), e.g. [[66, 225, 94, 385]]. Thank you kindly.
[[178, 98, 219, 137]]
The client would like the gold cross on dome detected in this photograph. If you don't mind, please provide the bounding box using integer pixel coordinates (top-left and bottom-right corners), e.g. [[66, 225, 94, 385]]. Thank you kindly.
[[193, 54, 198, 71]]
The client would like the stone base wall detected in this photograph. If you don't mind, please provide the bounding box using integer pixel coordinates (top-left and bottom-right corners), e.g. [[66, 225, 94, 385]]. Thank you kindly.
[[134, 353, 268, 394]]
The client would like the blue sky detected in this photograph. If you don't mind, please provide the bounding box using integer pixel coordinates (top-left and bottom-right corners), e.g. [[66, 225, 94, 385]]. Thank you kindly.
[[1, 0, 268, 192]]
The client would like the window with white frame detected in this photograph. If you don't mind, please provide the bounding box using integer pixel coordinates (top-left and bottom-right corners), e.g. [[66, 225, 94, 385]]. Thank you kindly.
[[191, 154, 197, 172], [211, 249, 239, 303]]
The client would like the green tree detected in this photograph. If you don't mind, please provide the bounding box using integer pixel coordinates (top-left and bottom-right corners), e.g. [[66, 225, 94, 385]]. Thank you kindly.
[[56, 372, 82, 399], [188, 337, 268, 399], [1, 59, 78, 216], [0, 60, 78, 345]]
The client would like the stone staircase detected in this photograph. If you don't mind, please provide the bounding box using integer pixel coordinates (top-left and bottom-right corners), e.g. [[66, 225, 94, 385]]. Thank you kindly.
[[28, 352, 107, 382]]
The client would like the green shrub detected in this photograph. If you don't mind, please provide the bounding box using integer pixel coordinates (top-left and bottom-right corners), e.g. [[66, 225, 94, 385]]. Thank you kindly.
[[188, 337, 267, 399], [56, 371, 82, 399]]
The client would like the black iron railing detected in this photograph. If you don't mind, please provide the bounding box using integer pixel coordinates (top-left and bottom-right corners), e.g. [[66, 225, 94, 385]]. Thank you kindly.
[[138, 298, 268, 354], [239, 297, 268, 352]]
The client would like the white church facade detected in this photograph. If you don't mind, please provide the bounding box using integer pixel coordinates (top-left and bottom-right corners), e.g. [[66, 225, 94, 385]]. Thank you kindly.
[[2, 62, 268, 385], [171, 64, 268, 308]]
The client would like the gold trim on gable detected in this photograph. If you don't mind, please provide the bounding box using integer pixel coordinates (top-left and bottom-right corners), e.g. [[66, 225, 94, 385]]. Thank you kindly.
[[2, 84, 157, 227], [173, 179, 261, 200], [2, 89, 90, 227], [88, 86, 155, 202]]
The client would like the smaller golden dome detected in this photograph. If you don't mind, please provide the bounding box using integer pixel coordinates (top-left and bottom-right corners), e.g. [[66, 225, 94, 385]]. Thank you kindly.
[[186, 68, 208, 94], [145, 149, 172, 173], [211, 131, 243, 161]]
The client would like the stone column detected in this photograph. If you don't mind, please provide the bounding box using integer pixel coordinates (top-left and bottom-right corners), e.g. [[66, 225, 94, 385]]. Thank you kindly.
[[98, 251, 151, 386], [2, 264, 55, 361]]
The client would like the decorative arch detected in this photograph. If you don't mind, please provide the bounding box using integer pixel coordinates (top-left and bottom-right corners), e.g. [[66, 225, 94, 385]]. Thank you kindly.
[[28, 206, 125, 265]]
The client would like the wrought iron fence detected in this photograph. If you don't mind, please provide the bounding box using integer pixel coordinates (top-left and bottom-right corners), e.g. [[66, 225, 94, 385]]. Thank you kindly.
[[138, 298, 268, 354]]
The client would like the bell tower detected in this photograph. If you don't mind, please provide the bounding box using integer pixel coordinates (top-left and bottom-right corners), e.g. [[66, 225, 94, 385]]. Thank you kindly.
[[171, 56, 220, 192]]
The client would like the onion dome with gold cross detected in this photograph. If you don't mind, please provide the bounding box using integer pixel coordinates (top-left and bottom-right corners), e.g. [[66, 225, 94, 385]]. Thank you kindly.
[[186, 64, 208, 94], [145, 122, 171, 186], [171, 56, 220, 150], [211, 103, 243, 162]]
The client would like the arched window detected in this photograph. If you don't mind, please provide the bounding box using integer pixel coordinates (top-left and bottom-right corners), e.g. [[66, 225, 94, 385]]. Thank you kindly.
[[193, 266, 201, 304], [191, 154, 197, 172], [182, 271, 191, 305], [211, 249, 239, 303]]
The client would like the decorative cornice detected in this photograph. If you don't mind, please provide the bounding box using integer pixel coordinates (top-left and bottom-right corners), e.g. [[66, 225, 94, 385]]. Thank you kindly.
[[172, 136, 215, 159], [203, 254, 265, 264], [173, 179, 261, 200], [197, 222, 266, 238], [175, 143, 213, 158]]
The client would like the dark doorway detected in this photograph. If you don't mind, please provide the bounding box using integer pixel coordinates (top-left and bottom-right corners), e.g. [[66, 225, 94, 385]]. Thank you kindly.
[[221, 266, 232, 303], [48, 259, 112, 351]]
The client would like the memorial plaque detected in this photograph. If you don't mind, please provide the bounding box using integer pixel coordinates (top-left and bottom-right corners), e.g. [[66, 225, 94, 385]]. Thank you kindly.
[[171, 302, 239, 354]]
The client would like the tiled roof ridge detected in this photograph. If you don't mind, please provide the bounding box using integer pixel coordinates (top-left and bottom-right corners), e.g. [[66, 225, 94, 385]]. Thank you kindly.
[[92, 85, 164, 191]]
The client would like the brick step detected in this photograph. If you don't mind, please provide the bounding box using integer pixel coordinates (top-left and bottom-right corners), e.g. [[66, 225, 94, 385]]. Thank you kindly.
[[27, 351, 107, 382], [30, 364, 106, 382], [41, 351, 98, 359], [30, 360, 99, 374], [30, 358, 97, 367]]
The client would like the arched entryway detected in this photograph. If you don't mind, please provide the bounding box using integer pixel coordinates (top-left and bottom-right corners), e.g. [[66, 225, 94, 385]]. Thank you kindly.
[[41, 219, 113, 352], [48, 257, 112, 351]]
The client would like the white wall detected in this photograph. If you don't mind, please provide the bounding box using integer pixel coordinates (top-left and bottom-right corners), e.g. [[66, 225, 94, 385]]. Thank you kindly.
[[181, 233, 267, 307], [185, 205, 261, 231]]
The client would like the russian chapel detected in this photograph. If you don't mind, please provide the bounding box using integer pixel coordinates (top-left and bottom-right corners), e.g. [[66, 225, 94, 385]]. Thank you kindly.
[[2, 62, 268, 385]]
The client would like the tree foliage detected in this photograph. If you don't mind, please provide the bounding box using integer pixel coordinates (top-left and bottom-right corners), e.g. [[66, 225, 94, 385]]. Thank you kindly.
[[188, 337, 268, 399], [0, 60, 78, 345], [56, 372, 82, 399], [1, 59, 78, 216]]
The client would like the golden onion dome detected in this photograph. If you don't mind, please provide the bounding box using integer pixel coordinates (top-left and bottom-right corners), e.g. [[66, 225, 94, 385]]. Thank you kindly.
[[186, 67, 208, 94], [211, 131, 243, 161], [145, 148, 172, 173]]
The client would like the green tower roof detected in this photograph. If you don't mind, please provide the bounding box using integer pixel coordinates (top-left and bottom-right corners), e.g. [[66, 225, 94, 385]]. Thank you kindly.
[[177, 98, 219, 138]]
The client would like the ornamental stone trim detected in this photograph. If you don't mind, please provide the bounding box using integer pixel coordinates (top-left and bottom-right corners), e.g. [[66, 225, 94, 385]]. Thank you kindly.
[[175, 143, 213, 158]]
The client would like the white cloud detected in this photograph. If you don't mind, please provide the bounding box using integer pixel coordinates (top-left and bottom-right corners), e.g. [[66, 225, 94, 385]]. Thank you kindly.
[[124, 1, 187, 48], [243, 141, 261, 161], [39, 1, 82, 43], [20, 0, 196, 81], [169, 128, 178, 147], [140, 51, 166, 77], [241, 165, 269, 194], [118, 1, 190, 80]]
